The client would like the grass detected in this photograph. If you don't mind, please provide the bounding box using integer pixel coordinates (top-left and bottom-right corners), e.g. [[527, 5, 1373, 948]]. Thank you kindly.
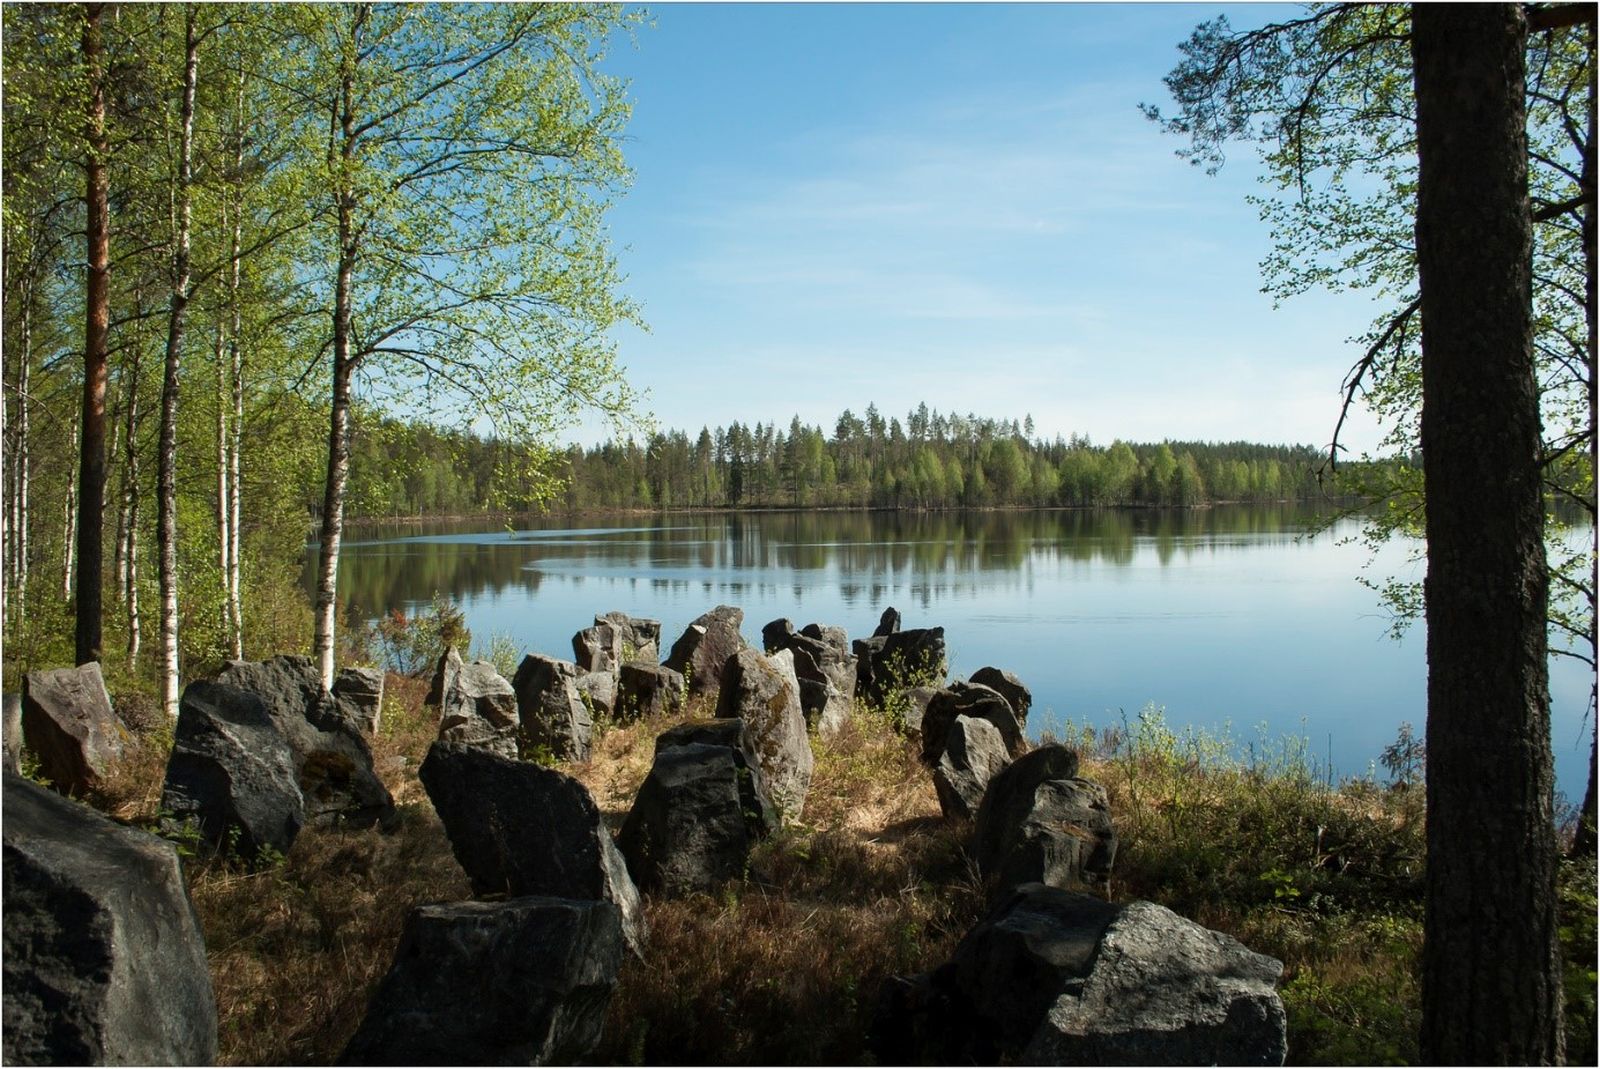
[[46, 675, 1599, 1065]]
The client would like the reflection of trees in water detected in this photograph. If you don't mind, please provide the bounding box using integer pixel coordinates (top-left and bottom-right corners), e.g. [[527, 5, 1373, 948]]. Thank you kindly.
[[313, 505, 1333, 618]]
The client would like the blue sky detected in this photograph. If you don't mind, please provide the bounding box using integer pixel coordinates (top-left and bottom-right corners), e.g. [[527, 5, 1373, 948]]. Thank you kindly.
[[595, 2, 1391, 451]]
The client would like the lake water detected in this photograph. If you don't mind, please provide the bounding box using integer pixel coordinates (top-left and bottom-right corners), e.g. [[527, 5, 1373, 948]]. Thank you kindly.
[[312, 506, 1594, 798]]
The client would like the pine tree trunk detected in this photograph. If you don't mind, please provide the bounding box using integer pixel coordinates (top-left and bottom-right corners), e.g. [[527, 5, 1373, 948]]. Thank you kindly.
[[157, 5, 199, 718], [76, 1, 110, 665], [1412, 6, 1562, 1062]]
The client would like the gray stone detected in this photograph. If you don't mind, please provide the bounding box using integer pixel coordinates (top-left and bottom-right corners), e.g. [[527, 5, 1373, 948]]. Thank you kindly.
[[972, 745, 1116, 899], [597, 612, 662, 663], [418, 742, 646, 956], [855, 626, 946, 710], [616, 662, 685, 721], [572, 622, 623, 674], [1021, 898, 1287, 1066], [919, 681, 1025, 765], [772, 631, 857, 738], [575, 671, 618, 721], [969, 666, 1031, 726], [437, 655, 520, 759], [652, 718, 777, 832], [902, 685, 940, 735], [512, 654, 593, 762], [424, 647, 458, 707], [216, 655, 395, 829], [872, 606, 901, 637], [4, 692, 22, 776], [332, 666, 385, 734], [761, 616, 796, 653], [663, 605, 745, 698], [800, 622, 849, 654], [341, 896, 624, 1066], [932, 715, 1011, 821], [20, 662, 127, 795], [714, 648, 811, 820], [3, 772, 218, 1066], [160, 681, 305, 860], [617, 742, 768, 895], [890, 883, 1286, 1066]]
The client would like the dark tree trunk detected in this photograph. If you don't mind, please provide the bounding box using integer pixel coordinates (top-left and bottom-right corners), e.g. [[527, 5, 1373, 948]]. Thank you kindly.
[[76, 1, 109, 666], [1412, 5, 1562, 1063]]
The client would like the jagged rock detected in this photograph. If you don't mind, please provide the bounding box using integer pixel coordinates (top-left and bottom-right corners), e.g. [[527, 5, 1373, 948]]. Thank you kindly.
[[618, 741, 770, 895], [616, 662, 685, 720], [4, 692, 22, 776], [159, 681, 305, 859], [932, 715, 1011, 821], [663, 605, 745, 698], [332, 666, 385, 734], [771, 631, 858, 738], [855, 626, 946, 710], [652, 718, 777, 831], [969, 666, 1031, 726], [575, 671, 617, 721], [512, 654, 593, 762], [438, 657, 521, 759], [919, 681, 1025, 764], [418, 742, 646, 956], [880, 884, 1285, 1066], [425, 647, 459, 707], [714, 648, 812, 820], [1021, 895, 1288, 1065], [3, 773, 218, 1065], [597, 612, 662, 663], [902, 685, 940, 735], [341, 896, 624, 1066], [761, 617, 796, 653], [873, 606, 902, 637], [20, 662, 127, 795], [800, 622, 849, 654], [572, 622, 623, 674], [972, 745, 1116, 898], [217, 655, 394, 828]]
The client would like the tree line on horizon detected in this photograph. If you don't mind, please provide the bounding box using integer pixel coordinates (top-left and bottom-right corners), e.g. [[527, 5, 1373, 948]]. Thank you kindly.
[[341, 403, 1340, 517]]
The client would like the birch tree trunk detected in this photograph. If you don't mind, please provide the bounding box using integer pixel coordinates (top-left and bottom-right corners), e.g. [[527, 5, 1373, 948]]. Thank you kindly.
[[157, 5, 199, 717]]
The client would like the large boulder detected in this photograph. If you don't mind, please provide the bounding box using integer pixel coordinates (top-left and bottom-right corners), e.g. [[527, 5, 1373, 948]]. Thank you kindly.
[[341, 896, 624, 1066], [159, 681, 305, 860], [771, 630, 857, 738], [878, 884, 1285, 1066], [652, 718, 777, 831], [872, 606, 901, 637], [714, 648, 812, 820], [617, 741, 770, 895], [3, 773, 218, 1065], [3, 692, 22, 775], [332, 666, 385, 735], [972, 745, 1116, 899], [575, 671, 618, 721], [216, 656, 394, 829], [931, 715, 1011, 821], [418, 742, 646, 956], [969, 666, 1031, 727], [1022, 895, 1288, 1065], [437, 655, 521, 759], [855, 626, 946, 710], [919, 681, 1025, 765], [20, 663, 127, 795], [760, 617, 796, 653], [596, 612, 662, 663], [572, 622, 623, 674], [512, 654, 593, 762], [800, 622, 849, 654], [663, 605, 745, 698], [616, 662, 685, 721]]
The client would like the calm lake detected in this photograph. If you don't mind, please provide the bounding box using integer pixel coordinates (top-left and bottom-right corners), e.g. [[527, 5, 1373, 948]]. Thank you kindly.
[[311, 506, 1594, 798]]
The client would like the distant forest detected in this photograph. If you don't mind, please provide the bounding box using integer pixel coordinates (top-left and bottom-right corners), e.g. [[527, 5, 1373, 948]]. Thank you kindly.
[[344, 404, 1342, 518]]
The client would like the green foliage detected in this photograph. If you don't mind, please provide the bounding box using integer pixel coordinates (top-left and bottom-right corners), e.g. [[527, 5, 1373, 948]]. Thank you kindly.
[[472, 630, 521, 681], [1379, 721, 1425, 788], [368, 593, 470, 676], [1559, 858, 1598, 1066]]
